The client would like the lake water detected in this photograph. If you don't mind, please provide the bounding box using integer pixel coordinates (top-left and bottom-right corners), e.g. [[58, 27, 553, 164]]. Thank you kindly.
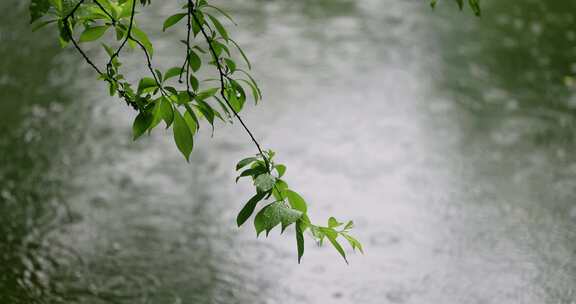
[[1, 0, 576, 303]]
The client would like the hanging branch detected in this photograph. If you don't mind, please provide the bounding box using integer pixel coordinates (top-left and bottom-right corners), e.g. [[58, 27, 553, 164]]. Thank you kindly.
[[61, 0, 104, 76], [189, 1, 271, 171], [28, 0, 363, 264]]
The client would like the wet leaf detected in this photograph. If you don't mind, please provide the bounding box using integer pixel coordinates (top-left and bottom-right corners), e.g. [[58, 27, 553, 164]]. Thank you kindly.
[[224, 58, 236, 73], [236, 157, 258, 171], [285, 190, 307, 213], [342, 233, 364, 254], [164, 67, 183, 81], [132, 26, 154, 57], [137, 77, 157, 94], [79, 26, 108, 42], [296, 219, 305, 263], [328, 217, 342, 228], [274, 164, 286, 178], [207, 14, 229, 40], [254, 201, 303, 236], [236, 165, 268, 182], [468, 0, 481, 16], [254, 174, 275, 192], [163, 13, 186, 31], [272, 179, 289, 201], [188, 49, 201, 72], [183, 108, 198, 134], [344, 220, 354, 230], [132, 111, 153, 140], [320, 227, 348, 263], [237, 191, 267, 227], [30, 0, 50, 23], [159, 97, 174, 128], [173, 109, 194, 161]]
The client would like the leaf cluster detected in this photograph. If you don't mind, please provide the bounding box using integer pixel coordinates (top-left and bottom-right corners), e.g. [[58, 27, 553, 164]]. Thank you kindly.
[[30, 0, 261, 162], [430, 0, 481, 16], [235, 151, 362, 263]]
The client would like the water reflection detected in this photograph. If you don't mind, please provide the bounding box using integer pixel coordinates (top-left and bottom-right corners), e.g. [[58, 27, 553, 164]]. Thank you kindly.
[[1, 0, 576, 303]]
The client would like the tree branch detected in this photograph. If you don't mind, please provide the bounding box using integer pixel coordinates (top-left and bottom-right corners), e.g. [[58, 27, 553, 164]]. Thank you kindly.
[[190, 2, 272, 171]]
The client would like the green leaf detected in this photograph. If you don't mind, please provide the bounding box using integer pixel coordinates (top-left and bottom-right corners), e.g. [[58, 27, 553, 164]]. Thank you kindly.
[[164, 67, 183, 82], [32, 19, 57, 32], [188, 49, 201, 72], [132, 111, 153, 140], [342, 233, 364, 254], [344, 220, 354, 230], [254, 202, 303, 236], [102, 43, 114, 57], [196, 88, 218, 101], [189, 75, 199, 91], [196, 101, 215, 126], [236, 157, 258, 171], [272, 179, 289, 201], [163, 13, 187, 31], [229, 39, 252, 70], [327, 234, 348, 263], [79, 26, 109, 43], [238, 79, 259, 104], [455, 0, 464, 9], [226, 87, 243, 113], [328, 217, 342, 228], [254, 174, 275, 192], [159, 97, 174, 128], [224, 58, 236, 73], [207, 14, 229, 40], [30, 0, 51, 23], [184, 104, 199, 130], [310, 226, 325, 244], [274, 164, 286, 178], [236, 166, 268, 182], [468, 0, 481, 16], [296, 219, 305, 263], [150, 98, 163, 130], [173, 109, 194, 161], [205, 4, 236, 25], [98, 0, 117, 19], [191, 11, 203, 37], [183, 108, 198, 134], [213, 96, 232, 119], [155, 69, 163, 83], [285, 190, 307, 213], [137, 77, 157, 94], [165, 87, 179, 98], [228, 79, 246, 105], [211, 40, 230, 57], [132, 26, 154, 57], [51, 0, 63, 15], [237, 69, 262, 100], [237, 191, 267, 227], [320, 227, 348, 263]]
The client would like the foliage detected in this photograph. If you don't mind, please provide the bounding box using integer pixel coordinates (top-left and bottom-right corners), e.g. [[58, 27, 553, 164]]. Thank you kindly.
[[28, 0, 362, 263], [431, 0, 481, 16]]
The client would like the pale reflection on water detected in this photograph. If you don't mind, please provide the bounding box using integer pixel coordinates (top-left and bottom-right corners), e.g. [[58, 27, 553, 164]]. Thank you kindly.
[[1, 0, 576, 303]]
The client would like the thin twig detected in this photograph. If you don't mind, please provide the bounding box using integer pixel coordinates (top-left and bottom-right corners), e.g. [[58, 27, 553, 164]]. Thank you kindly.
[[190, 2, 272, 171], [108, 0, 137, 68], [62, 0, 104, 75], [93, 0, 166, 106], [130, 37, 168, 98], [93, 0, 116, 24], [185, 0, 193, 98]]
